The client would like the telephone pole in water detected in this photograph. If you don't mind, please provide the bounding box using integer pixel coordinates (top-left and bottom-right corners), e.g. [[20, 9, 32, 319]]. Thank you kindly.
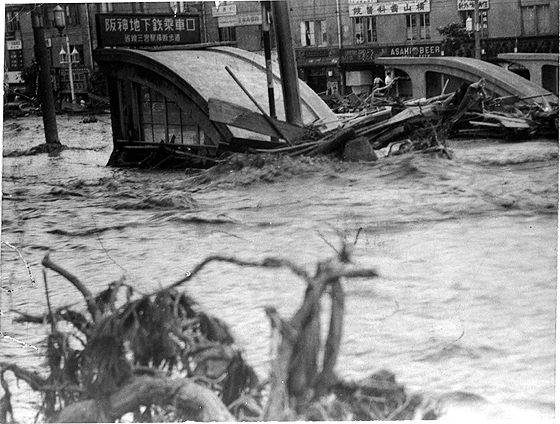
[[31, 4, 60, 144], [473, 0, 482, 60]]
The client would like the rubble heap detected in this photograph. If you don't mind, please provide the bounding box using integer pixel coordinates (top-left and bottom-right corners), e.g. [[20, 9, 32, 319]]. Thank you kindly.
[[280, 78, 558, 161]]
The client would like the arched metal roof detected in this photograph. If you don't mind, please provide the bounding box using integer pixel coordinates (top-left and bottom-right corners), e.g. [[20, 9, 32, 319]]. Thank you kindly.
[[94, 46, 340, 144], [376, 56, 557, 102]]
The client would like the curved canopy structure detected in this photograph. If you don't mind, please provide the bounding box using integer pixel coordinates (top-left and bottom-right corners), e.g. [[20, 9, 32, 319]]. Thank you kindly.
[[376, 56, 557, 102], [94, 46, 339, 151], [497, 53, 559, 95]]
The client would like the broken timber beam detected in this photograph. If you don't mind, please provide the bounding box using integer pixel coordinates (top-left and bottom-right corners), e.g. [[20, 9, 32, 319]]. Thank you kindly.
[[208, 98, 308, 143]]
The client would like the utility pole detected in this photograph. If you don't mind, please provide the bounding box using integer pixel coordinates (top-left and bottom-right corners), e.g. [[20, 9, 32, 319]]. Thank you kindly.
[[31, 4, 60, 144], [474, 0, 481, 60], [262, 1, 276, 119], [271, 0, 302, 126]]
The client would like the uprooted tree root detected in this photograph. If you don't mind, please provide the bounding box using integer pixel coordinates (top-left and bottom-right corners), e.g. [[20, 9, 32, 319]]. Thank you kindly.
[[1, 243, 439, 422]]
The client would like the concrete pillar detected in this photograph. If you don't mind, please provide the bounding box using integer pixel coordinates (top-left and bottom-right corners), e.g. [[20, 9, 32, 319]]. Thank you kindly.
[[407, 69, 427, 99]]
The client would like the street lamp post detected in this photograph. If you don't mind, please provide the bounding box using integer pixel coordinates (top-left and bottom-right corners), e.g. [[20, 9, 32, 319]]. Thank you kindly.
[[53, 5, 80, 104]]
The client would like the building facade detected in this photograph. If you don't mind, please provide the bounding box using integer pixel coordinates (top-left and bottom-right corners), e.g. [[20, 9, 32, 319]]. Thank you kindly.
[[290, 0, 558, 94], [4, 1, 559, 102], [3, 2, 267, 103]]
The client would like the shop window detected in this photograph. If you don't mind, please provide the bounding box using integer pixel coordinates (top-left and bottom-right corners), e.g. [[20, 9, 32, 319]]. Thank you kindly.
[[138, 86, 206, 145], [406, 13, 430, 41], [521, 5, 550, 35], [460, 10, 488, 36], [42, 6, 52, 28], [353, 17, 376, 44], [98, 3, 113, 13], [5, 10, 21, 33], [131, 3, 146, 13], [65, 4, 81, 26], [300, 20, 327, 46], [72, 45, 85, 65], [219, 27, 236, 42]]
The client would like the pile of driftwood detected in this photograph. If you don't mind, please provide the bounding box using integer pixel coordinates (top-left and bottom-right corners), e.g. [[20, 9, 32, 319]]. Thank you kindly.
[[211, 78, 557, 165], [0, 243, 438, 422], [319, 78, 401, 114], [334, 79, 558, 154]]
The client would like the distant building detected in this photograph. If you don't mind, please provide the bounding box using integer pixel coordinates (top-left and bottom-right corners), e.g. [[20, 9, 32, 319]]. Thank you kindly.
[[5, 3, 99, 102], [289, 0, 558, 95], [3, 2, 266, 102], [3, 1, 559, 101]]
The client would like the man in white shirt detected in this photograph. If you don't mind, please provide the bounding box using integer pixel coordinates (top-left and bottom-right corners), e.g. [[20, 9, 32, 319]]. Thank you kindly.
[[385, 71, 393, 86]]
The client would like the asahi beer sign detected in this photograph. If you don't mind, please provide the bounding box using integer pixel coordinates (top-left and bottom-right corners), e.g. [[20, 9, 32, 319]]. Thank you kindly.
[[341, 42, 441, 63], [388, 44, 441, 57], [95, 14, 200, 47], [350, 0, 430, 17]]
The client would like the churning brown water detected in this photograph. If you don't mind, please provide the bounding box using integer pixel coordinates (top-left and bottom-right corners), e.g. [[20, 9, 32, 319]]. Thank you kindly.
[[1, 115, 557, 420]]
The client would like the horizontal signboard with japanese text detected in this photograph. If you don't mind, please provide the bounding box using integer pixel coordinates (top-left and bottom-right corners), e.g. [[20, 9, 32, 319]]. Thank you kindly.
[[350, 0, 430, 17], [457, 0, 489, 11], [96, 13, 200, 47], [212, 5, 237, 17], [348, 0, 378, 4], [6, 40, 22, 50], [218, 11, 262, 28]]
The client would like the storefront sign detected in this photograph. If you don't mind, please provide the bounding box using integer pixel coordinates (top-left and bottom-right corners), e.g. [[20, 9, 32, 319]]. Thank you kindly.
[[7, 49, 23, 70], [348, 0, 377, 4], [387, 43, 441, 57], [350, 0, 430, 16], [218, 12, 262, 28], [341, 46, 384, 63], [297, 48, 338, 59], [341, 42, 440, 63], [6, 40, 22, 50], [95, 14, 200, 47], [296, 48, 340, 67], [4, 71, 23, 84], [212, 5, 237, 17], [457, 0, 489, 11]]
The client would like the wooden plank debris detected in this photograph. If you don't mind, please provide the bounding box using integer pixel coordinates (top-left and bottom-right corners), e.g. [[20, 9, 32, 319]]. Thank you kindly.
[[208, 98, 307, 142]]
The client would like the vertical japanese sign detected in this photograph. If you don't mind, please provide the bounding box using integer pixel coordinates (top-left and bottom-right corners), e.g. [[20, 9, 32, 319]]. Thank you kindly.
[[350, 0, 430, 17], [96, 14, 201, 48], [6, 40, 23, 71]]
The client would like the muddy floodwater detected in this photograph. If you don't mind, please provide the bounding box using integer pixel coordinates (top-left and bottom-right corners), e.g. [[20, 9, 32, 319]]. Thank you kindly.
[[1, 115, 557, 420]]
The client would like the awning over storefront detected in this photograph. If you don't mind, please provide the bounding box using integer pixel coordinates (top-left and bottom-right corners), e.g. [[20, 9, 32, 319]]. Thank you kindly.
[[295, 47, 340, 68], [296, 57, 339, 68]]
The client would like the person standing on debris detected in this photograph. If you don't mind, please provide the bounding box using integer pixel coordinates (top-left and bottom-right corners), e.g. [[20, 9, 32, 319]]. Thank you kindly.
[[385, 71, 393, 86], [385, 71, 396, 98], [373, 75, 384, 90]]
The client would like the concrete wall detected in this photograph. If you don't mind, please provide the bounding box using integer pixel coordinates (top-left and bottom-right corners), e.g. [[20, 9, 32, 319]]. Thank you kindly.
[[377, 14, 407, 45]]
